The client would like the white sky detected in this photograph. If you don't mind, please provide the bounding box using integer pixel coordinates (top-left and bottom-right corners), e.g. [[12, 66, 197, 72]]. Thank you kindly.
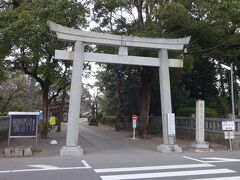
[[82, 62, 99, 96], [82, 62, 98, 85]]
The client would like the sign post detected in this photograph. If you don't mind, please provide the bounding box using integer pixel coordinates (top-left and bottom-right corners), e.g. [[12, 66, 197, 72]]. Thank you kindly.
[[132, 114, 137, 139], [222, 121, 235, 151]]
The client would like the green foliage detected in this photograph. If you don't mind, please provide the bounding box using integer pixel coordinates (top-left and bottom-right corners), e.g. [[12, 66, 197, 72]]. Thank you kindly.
[[183, 57, 218, 100], [148, 122, 161, 135], [0, 0, 87, 127], [1, 0, 239, 128], [0, 112, 7, 116], [0, 60, 4, 82], [97, 63, 139, 118], [80, 84, 92, 114], [176, 107, 195, 117], [102, 116, 115, 126], [92, 0, 240, 121], [205, 107, 218, 118], [176, 107, 218, 118], [93, 0, 234, 124]]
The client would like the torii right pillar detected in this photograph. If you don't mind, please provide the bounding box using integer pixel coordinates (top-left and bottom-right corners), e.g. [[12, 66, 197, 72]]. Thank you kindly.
[[157, 49, 182, 153]]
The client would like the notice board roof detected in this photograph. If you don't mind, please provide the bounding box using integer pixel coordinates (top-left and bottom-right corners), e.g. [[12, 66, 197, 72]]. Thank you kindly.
[[8, 112, 40, 116]]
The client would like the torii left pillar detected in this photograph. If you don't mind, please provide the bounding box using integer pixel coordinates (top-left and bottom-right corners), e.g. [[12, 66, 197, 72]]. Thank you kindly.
[[157, 49, 182, 153], [60, 41, 84, 156]]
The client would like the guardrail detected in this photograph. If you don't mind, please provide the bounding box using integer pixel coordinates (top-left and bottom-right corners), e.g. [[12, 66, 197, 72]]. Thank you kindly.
[[150, 116, 240, 147], [150, 116, 240, 133], [175, 117, 240, 134]]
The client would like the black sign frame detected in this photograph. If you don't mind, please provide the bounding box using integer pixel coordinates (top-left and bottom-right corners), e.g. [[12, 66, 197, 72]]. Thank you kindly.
[[10, 115, 37, 136], [8, 112, 39, 147]]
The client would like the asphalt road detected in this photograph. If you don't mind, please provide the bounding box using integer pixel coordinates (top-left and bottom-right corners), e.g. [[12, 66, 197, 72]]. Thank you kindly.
[[0, 151, 240, 180]]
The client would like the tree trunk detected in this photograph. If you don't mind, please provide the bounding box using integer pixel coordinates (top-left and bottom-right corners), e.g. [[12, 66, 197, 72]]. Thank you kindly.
[[218, 62, 226, 97], [134, 0, 144, 28], [41, 88, 50, 138], [134, 1, 155, 137], [139, 67, 154, 137], [27, 77, 36, 111], [115, 90, 124, 131]]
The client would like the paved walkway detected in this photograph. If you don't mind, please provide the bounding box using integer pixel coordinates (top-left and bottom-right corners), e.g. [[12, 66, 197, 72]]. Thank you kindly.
[[0, 119, 227, 158]]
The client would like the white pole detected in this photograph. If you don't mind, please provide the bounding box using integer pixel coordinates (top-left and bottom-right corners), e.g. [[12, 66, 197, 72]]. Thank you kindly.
[[229, 131, 232, 151], [132, 118, 136, 139], [133, 127, 136, 139], [230, 63, 235, 120]]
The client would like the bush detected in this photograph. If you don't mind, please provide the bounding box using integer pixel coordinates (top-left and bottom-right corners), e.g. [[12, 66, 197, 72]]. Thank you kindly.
[[205, 107, 218, 118], [148, 122, 161, 135], [176, 107, 218, 118], [0, 112, 7, 116], [176, 107, 195, 117], [102, 116, 115, 125]]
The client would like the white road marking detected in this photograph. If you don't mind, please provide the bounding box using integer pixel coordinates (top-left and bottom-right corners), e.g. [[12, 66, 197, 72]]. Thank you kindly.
[[82, 160, 91, 168], [100, 169, 235, 180], [183, 156, 240, 163], [0, 160, 91, 174], [201, 157, 240, 163], [0, 166, 90, 173], [191, 176, 240, 180], [95, 163, 215, 173], [183, 156, 206, 163], [28, 165, 59, 169]]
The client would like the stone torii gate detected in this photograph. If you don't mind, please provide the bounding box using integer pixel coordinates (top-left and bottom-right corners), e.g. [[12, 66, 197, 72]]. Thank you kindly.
[[47, 21, 190, 156]]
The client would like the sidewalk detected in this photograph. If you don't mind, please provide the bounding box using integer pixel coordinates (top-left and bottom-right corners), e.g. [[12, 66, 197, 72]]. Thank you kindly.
[[0, 120, 228, 158], [0, 123, 96, 158]]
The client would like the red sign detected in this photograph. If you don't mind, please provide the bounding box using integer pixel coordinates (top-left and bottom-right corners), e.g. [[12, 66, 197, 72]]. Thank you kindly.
[[132, 114, 137, 121]]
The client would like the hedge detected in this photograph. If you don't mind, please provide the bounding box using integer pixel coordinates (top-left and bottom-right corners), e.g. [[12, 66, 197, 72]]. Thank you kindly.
[[176, 107, 218, 118]]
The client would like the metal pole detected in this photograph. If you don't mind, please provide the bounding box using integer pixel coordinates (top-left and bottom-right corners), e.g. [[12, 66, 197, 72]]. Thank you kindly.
[[133, 127, 136, 139], [230, 63, 235, 120], [229, 131, 232, 151]]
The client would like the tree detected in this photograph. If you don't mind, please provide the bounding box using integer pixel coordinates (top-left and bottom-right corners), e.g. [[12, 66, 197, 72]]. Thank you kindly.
[[0, 73, 24, 112], [155, 0, 240, 116], [0, 0, 87, 136], [0, 71, 41, 113], [92, 0, 240, 127], [91, 0, 163, 137], [80, 83, 92, 114], [96, 63, 139, 130]]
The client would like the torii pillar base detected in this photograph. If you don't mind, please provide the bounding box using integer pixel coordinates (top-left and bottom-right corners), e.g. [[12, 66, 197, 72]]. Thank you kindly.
[[190, 142, 214, 153], [60, 146, 83, 157], [157, 144, 182, 153]]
